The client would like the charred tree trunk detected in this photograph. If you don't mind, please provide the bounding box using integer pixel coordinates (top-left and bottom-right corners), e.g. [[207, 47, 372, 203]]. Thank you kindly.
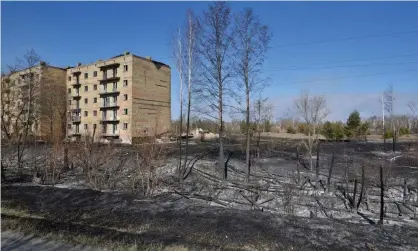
[[315, 142, 320, 187], [327, 151, 335, 191], [352, 178, 358, 209], [403, 177, 409, 202], [357, 165, 365, 210], [379, 165, 384, 224]]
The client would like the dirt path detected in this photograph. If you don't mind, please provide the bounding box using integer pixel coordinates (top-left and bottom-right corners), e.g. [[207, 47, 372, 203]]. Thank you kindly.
[[1, 231, 102, 251]]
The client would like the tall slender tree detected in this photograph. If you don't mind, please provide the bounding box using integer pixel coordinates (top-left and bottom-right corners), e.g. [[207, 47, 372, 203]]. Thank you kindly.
[[195, 2, 234, 179], [172, 28, 185, 183], [232, 8, 271, 182]]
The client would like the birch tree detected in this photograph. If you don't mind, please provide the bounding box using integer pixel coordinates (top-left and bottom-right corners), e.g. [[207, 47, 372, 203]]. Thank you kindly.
[[196, 2, 233, 179], [232, 8, 271, 182], [172, 27, 185, 183], [172, 10, 199, 185]]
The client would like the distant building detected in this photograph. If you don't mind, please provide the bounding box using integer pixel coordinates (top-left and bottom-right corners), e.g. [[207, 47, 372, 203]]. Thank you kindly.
[[66, 52, 171, 144], [1, 63, 67, 142]]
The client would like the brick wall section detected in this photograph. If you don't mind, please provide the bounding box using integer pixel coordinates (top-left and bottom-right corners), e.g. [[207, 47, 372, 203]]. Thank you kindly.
[[131, 56, 171, 138]]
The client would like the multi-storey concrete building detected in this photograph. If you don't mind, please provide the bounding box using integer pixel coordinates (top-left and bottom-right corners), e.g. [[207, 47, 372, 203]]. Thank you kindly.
[[1, 62, 67, 142], [66, 52, 171, 144]]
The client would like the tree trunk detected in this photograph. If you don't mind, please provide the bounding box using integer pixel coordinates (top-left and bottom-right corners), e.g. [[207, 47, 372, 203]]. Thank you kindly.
[[392, 130, 396, 152], [352, 178, 358, 210], [327, 151, 335, 192], [379, 164, 384, 224], [403, 177, 408, 202], [245, 88, 250, 183], [315, 142, 320, 187], [357, 165, 365, 210], [219, 89, 225, 180]]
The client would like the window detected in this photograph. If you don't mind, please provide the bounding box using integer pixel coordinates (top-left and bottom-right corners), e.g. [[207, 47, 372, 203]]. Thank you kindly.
[[84, 111, 88, 117], [84, 73, 88, 79], [113, 82, 117, 90], [93, 110, 97, 116], [67, 124, 72, 129], [123, 80, 128, 87], [84, 86, 88, 92], [84, 98, 88, 104], [124, 65, 128, 71], [123, 123, 128, 130], [84, 124, 88, 130], [124, 94, 128, 101], [123, 108, 128, 115], [93, 97, 97, 103], [68, 88, 71, 94], [93, 84, 97, 90], [68, 76, 71, 81], [93, 71, 97, 77], [112, 68, 117, 77]]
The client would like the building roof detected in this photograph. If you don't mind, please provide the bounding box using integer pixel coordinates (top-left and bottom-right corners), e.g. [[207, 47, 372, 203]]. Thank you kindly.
[[66, 52, 170, 70]]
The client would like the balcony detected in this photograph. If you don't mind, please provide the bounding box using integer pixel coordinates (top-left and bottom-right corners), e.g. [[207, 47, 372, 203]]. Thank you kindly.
[[99, 88, 120, 96], [72, 71, 81, 76], [69, 132, 81, 137], [100, 117, 120, 124], [99, 63, 120, 70], [101, 132, 119, 138], [99, 76, 120, 83], [71, 108, 81, 113], [72, 92, 81, 99], [100, 102, 119, 110], [72, 82, 81, 88], [72, 115, 81, 123]]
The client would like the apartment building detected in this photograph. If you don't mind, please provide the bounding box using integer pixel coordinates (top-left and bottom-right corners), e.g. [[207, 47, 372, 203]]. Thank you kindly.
[[66, 52, 171, 144], [1, 62, 67, 142]]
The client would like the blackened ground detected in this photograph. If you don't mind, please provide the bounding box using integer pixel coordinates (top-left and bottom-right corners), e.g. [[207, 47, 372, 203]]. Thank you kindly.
[[2, 184, 418, 251]]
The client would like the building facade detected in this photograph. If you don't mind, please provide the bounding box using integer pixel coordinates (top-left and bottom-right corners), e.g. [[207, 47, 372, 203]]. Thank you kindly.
[[66, 52, 171, 144], [1, 63, 67, 142]]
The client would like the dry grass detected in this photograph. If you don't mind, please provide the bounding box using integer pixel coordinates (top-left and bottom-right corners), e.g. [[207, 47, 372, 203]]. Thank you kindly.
[[1, 211, 190, 251]]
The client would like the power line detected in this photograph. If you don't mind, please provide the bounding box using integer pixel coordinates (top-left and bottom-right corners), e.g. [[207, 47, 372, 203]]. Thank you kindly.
[[267, 52, 418, 69], [268, 30, 418, 49], [276, 68, 418, 85], [156, 30, 418, 60], [265, 61, 418, 72]]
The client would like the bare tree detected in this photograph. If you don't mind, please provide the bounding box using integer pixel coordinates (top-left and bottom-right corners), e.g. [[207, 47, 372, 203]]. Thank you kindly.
[[195, 2, 233, 179], [293, 90, 329, 172], [172, 27, 185, 183], [1, 49, 42, 176], [232, 8, 271, 182], [173, 10, 199, 186], [183, 10, 199, 181], [384, 84, 396, 152], [253, 97, 273, 160]]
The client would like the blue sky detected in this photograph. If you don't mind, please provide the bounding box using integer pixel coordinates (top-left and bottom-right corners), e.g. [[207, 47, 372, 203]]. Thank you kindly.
[[2, 1, 418, 121]]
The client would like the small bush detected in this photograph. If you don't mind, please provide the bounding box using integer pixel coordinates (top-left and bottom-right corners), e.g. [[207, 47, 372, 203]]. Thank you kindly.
[[399, 127, 410, 136], [286, 126, 297, 134], [383, 130, 393, 139]]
